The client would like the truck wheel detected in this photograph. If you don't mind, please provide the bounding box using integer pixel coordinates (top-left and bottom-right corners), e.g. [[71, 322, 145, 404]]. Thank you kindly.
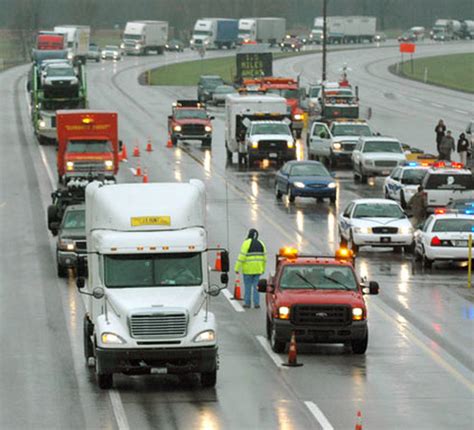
[[266, 317, 272, 339], [202, 138, 211, 147], [270, 320, 285, 353], [351, 333, 368, 354], [97, 372, 113, 389], [201, 369, 217, 388], [83, 316, 94, 366], [57, 262, 68, 278], [48, 205, 58, 227], [275, 184, 282, 200]]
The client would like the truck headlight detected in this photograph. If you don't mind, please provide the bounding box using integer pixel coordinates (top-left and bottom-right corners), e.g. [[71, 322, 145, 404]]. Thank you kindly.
[[328, 182, 337, 189], [251, 141, 258, 149], [101, 332, 126, 344], [104, 160, 114, 170], [120, 43, 125, 49], [399, 226, 413, 235], [293, 113, 303, 121], [354, 227, 371, 234], [332, 142, 342, 150], [352, 307, 364, 321], [278, 306, 290, 319], [293, 182, 305, 189], [66, 161, 74, 171], [67, 52, 73, 60], [173, 125, 182, 132], [363, 159, 374, 166], [165, 44, 169, 49], [38, 119, 46, 129], [135, 44, 141, 49], [205, 125, 212, 132], [287, 140, 294, 148], [193, 330, 216, 343], [59, 239, 75, 251]]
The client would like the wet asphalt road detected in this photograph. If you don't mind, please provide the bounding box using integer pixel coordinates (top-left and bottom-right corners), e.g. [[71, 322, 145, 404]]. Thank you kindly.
[[0, 41, 473, 429]]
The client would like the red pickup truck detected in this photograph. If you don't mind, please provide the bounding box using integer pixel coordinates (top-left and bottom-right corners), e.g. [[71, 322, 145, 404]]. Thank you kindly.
[[258, 247, 379, 354], [56, 110, 119, 183]]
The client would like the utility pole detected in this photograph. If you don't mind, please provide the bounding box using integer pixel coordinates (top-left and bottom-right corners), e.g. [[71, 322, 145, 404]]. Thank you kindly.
[[322, 0, 327, 82]]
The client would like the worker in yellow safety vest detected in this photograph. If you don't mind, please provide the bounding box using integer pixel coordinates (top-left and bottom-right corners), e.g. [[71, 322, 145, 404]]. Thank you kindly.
[[234, 229, 267, 309]]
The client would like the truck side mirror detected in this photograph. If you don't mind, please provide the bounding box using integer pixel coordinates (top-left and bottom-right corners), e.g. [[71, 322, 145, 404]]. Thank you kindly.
[[220, 250, 230, 273], [220, 273, 229, 284], [209, 116, 215, 120], [257, 279, 267, 292], [362, 281, 379, 295], [49, 222, 59, 235], [76, 277, 85, 289]]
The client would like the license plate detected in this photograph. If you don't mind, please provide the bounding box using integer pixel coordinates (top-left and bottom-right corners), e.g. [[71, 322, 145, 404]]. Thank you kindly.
[[380, 237, 391, 243], [454, 240, 468, 247], [150, 367, 168, 374], [382, 170, 390, 175], [269, 153, 278, 158]]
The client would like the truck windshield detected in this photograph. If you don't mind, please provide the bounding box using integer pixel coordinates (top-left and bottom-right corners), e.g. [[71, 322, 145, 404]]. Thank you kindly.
[[123, 34, 142, 40], [401, 169, 427, 185], [175, 109, 208, 120], [194, 30, 211, 36], [46, 66, 75, 77], [266, 88, 299, 99], [353, 203, 405, 219], [62, 210, 85, 229], [308, 87, 321, 98], [362, 141, 402, 153], [252, 123, 290, 135], [432, 219, 474, 233], [202, 79, 223, 89], [104, 253, 202, 288], [332, 124, 371, 136], [67, 140, 112, 153], [424, 174, 474, 190], [280, 265, 357, 290]]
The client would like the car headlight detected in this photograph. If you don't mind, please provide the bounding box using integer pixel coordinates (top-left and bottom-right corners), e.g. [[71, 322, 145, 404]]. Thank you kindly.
[[363, 159, 374, 166], [278, 306, 290, 319], [287, 140, 294, 148], [352, 307, 364, 321], [38, 119, 46, 129], [175, 45, 179, 49], [101, 332, 126, 344], [173, 125, 182, 132], [104, 160, 114, 170], [293, 181, 305, 189], [59, 239, 75, 251], [291, 44, 295, 48], [193, 330, 216, 343], [293, 114, 303, 121], [165, 44, 169, 48], [354, 227, 371, 234], [120, 43, 125, 49], [332, 142, 342, 150], [399, 226, 413, 235], [66, 161, 74, 171], [309, 102, 315, 108], [67, 52, 73, 60], [251, 141, 258, 149], [135, 44, 141, 48], [205, 125, 212, 132], [328, 182, 337, 189]]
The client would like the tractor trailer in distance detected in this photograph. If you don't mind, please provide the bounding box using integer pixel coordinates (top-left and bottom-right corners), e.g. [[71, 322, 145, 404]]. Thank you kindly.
[[191, 18, 239, 49], [53, 25, 90, 64], [238, 17, 286, 45], [309, 16, 376, 44], [77, 180, 229, 389], [121, 20, 169, 55]]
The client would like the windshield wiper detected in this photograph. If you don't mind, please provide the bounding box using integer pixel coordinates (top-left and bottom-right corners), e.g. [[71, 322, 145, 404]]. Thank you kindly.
[[295, 273, 318, 289], [323, 275, 351, 290]]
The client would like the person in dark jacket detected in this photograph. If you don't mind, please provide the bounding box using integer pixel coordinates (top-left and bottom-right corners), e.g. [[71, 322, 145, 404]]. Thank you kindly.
[[408, 186, 427, 228], [438, 130, 455, 161], [457, 132, 470, 166], [435, 119, 446, 153]]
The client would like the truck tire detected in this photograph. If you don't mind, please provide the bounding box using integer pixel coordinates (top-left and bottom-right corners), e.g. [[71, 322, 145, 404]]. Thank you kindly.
[[83, 316, 94, 366], [351, 332, 368, 354], [57, 261, 68, 278], [202, 138, 211, 147], [270, 319, 285, 353], [97, 372, 113, 389], [201, 369, 217, 388], [48, 205, 58, 232]]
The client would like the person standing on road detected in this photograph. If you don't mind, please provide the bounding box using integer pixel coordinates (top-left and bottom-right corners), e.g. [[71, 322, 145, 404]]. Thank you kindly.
[[438, 130, 455, 161], [457, 132, 470, 166], [234, 229, 267, 309], [408, 186, 427, 228], [435, 119, 446, 153]]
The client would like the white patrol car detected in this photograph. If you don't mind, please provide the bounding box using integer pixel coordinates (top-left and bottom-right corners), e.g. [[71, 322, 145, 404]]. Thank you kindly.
[[383, 162, 431, 209], [352, 137, 407, 184], [307, 119, 372, 167], [420, 162, 474, 212], [338, 198, 414, 253], [414, 213, 474, 268]]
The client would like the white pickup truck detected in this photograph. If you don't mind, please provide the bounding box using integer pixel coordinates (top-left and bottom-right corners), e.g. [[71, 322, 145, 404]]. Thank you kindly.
[[307, 119, 372, 167]]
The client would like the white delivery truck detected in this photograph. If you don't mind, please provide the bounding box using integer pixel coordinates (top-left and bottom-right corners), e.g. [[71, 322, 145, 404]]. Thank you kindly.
[[344, 16, 376, 43], [121, 20, 169, 55], [190, 18, 239, 49], [77, 181, 229, 389], [53, 25, 90, 64], [225, 94, 293, 165], [238, 17, 286, 45]]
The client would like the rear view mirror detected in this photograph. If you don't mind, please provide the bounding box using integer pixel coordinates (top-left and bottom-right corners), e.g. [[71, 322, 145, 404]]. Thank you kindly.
[[76, 277, 85, 289], [362, 281, 379, 295], [257, 279, 267, 292], [76, 256, 87, 277], [209, 116, 215, 120], [220, 250, 230, 273], [220, 273, 229, 285]]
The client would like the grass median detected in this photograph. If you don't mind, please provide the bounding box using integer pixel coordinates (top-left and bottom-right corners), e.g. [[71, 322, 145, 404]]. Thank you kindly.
[[391, 52, 474, 93]]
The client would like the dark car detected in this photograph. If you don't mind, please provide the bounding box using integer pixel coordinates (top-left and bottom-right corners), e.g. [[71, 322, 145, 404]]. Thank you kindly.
[[197, 75, 225, 103], [275, 160, 337, 203], [56, 204, 86, 277], [398, 32, 417, 42], [280, 35, 303, 52], [165, 39, 185, 52]]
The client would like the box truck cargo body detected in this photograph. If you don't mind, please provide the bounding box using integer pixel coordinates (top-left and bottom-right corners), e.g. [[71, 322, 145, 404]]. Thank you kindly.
[[121, 20, 168, 55], [191, 18, 238, 49]]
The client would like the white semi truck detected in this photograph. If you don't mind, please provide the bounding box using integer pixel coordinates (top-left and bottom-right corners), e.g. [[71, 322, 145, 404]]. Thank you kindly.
[[77, 181, 229, 389], [309, 16, 376, 44], [121, 20, 169, 55], [238, 17, 286, 45], [53, 25, 90, 64], [190, 18, 239, 49]]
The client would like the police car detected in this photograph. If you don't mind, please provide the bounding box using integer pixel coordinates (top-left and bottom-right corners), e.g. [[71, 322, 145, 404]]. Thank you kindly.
[[383, 162, 431, 208], [414, 212, 474, 268], [338, 198, 414, 253]]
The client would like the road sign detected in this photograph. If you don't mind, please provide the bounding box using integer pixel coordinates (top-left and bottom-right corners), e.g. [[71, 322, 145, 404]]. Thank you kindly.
[[399, 43, 416, 54]]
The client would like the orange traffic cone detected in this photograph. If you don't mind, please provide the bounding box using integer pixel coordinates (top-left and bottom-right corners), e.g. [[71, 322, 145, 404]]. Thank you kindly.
[[355, 411, 363, 430], [142, 168, 149, 183], [233, 278, 242, 300], [120, 143, 128, 162], [135, 160, 142, 177], [214, 251, 222, 271], [166, 134, 173, 148], [146, 137, 153, 152], [133, 144, 140, 157], [283, 331, 303, 367]]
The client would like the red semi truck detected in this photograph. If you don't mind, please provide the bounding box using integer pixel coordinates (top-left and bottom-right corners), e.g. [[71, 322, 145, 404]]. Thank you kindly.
[[36, 31, 66, 50], [56, 110, 119, 183]]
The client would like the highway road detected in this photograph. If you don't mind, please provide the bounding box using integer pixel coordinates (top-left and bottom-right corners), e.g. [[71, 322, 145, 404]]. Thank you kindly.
[[0, 41, 473, 429]]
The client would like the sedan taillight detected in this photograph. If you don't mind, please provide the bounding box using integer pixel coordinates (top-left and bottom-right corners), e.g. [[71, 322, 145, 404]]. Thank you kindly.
[[430, 236, 441, 246]]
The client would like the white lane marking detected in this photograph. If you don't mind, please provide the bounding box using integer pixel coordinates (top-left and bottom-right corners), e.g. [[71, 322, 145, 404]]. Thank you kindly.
[[38, 145, 56, 189], [304, 401, 334, 430], [109, 389, 131, 430], [221, 289, 245, 312], [410, 97, 421, 102], [129, 167, 136, 175], [431, 103, 443, 108], [455, 109, 468, 115], [255, 335, 287, 369]]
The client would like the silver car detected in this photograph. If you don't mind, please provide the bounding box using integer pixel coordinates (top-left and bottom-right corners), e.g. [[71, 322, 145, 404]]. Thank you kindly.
[[101, 45, 122, 61], [211, 85, 237, 106]]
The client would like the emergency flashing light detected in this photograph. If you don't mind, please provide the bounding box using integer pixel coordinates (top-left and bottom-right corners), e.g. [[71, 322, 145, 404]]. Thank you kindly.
[[82, 117, 94, 124], [434, 208, 447, 215], [335, 247, 354, 261], [407, 162, 418, 167], [433, 161, 446, 168], [451, 162, 464, 169], [279, 247, 298, 259]]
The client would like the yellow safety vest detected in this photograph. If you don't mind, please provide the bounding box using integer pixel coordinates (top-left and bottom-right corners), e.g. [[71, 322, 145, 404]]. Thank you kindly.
[[234, 238, 267, 275]]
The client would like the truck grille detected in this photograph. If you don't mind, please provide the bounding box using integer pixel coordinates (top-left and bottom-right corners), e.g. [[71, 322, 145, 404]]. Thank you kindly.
[[257, 140, 288, 151], [75, 240, 87, 251], [374, 160, 398, 167], [129, 312, 188, 339], [181, 124, 205, 136], [291, 305, 351, 326], [372, 227, 398, 234], [72, 161, 104, 173], [341, 142, 356, 151]]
